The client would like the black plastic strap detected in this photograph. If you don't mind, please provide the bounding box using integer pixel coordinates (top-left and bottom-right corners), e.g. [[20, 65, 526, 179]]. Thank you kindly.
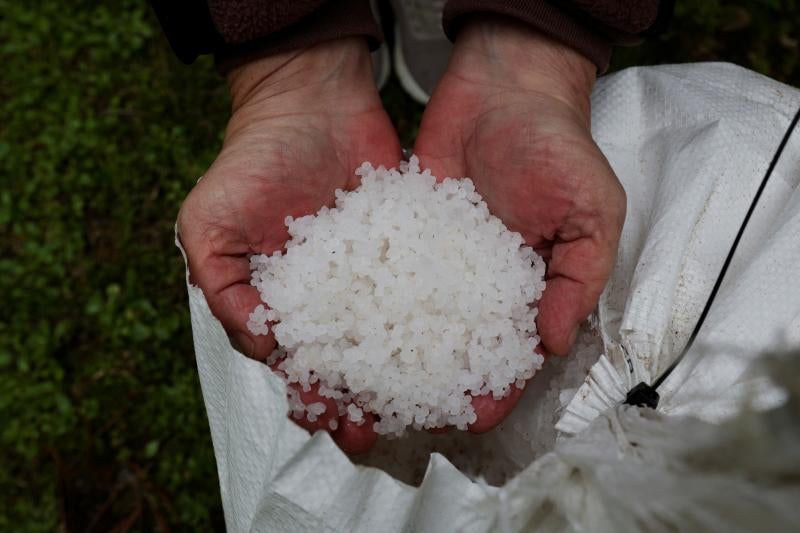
[[625, 105, 800, 409]]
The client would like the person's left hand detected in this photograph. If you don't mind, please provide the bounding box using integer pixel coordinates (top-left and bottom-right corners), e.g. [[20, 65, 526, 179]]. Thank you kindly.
[[414, 17, 626, 432]]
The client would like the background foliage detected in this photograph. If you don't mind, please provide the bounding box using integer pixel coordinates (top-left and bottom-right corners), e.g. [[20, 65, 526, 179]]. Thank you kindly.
[[1, 0, 797, 530]]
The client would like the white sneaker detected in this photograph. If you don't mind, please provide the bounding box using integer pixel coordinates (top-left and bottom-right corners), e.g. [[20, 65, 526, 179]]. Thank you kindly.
[[370, 0, 391, 90], [391, 0, 452, 103]]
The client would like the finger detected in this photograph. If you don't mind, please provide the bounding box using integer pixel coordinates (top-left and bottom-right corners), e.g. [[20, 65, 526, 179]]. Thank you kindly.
[[537, 236, 614, 356], [468, 383, 526, 434], [288, 383, 340, 434], [287, 382, 379, 453], [332, 411, 377, 454], [191, 250, 276, 361], [466, 343, 545, 433]]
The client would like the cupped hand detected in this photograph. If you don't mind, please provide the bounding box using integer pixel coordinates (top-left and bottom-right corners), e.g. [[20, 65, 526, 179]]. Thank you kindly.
[[415, 17, 626, 432], [178, 38, 400, 453]]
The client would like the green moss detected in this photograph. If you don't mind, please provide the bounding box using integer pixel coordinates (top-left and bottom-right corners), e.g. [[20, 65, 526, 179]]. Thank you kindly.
[[0, 1, 227, 530]]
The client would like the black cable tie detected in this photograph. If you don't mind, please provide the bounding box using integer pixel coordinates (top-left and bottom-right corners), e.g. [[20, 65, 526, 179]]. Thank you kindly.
[[624, 381, 660, 409]]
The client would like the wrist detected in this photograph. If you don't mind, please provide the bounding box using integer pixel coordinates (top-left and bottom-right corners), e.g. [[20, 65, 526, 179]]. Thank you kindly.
[[226, 37, 376, 114], [450, 16, 596, 121]]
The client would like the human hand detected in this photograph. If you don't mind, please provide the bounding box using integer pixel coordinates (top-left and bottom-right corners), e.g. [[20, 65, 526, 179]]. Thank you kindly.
[[178, 38, 401, 453], [415, 17, 626, 431]]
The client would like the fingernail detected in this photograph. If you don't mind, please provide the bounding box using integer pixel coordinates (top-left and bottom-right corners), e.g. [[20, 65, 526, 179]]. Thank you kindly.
[[230, 332, 255, 357]]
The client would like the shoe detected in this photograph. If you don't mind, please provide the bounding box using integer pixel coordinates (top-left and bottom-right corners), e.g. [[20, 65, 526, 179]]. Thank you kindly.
[[370, 0, 391, 90], [391, 0, 452, 103]]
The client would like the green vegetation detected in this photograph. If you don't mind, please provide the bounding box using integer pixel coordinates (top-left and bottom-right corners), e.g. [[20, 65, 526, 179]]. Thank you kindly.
[[1, 1, 797, 530]]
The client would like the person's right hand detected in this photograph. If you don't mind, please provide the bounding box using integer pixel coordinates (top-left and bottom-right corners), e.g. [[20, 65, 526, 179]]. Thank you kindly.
[[177, 38, 401, 453]]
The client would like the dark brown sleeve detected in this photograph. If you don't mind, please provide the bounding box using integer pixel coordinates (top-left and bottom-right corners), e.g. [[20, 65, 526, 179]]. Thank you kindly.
[[443, 0, 669, 72], [150, 0, 382, 70]]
